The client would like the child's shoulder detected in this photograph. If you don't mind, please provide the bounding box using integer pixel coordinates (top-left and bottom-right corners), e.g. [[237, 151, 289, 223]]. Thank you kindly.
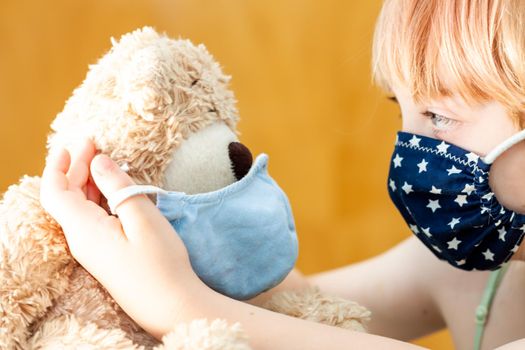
[[427, 255, 525, 349], [395, 238, 525, 348]]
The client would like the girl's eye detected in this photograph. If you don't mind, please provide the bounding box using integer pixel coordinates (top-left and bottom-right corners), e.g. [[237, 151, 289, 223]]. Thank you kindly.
[[422, 111, 457, 130]]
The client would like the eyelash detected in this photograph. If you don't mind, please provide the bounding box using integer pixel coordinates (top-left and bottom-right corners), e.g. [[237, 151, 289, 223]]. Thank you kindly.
[[387, 96, 459, 135], [422, 111, 457, 133]]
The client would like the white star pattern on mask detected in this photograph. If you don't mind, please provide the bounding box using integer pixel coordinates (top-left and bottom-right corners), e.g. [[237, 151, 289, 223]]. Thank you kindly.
[[462, 184, 475, 195], [393, 154, 403, 168], [480, 206, 490, 214], [454, 195, 468, 207], [482, 249, 495, 261], [409, 224, 419, 234], [430, 186, 442, 194], [500, 207, 505, 215], [448, 217, 461, 229], [417, 159, 428, 173], [447, 166, 462, 175], [421, 227, 432, 237], [447, 237, 461, 250], [427, 199, 441, 212], [465, 152, 479, 164], [432, 245, 442, 253], [456, 259, 466, 266], [482, 192, 494, 200], [409, 135, 421, 147], [498, 227, 507, 241], [402, 182, 413, 194], [512, 245, 519, 253], [436, 141, 450, 153], [520, 224, 525, 233], [389, 179, 396, 191]]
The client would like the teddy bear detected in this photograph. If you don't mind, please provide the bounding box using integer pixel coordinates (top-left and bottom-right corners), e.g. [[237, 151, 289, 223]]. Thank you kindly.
[[0, 27, 371, 349]]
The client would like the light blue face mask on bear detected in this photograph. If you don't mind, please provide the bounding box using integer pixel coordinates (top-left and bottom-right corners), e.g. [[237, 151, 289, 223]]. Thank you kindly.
[[107, 154, 298, 300]]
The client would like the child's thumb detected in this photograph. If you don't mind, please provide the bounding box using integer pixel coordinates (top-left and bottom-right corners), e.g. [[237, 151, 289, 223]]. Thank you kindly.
[[90, 154, 135, 196], [90, 154, 166, 239]]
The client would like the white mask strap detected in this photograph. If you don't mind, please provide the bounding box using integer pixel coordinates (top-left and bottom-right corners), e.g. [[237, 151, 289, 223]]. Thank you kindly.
[[107, 185, 166, 215], [483, 129, 525, 164]]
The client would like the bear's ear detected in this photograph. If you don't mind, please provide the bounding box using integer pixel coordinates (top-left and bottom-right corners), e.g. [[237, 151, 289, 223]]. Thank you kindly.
[[119, 46, 174, 121]]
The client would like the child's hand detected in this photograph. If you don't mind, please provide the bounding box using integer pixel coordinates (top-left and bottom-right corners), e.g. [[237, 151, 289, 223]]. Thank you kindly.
[[40, 139, 200, 339]]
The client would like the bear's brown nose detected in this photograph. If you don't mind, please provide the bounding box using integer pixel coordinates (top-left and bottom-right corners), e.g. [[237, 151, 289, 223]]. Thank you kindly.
[[228, 142, 253, 180]]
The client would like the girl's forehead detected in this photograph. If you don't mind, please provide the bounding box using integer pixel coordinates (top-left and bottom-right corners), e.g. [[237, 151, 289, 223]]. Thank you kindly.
[[391, 82, 502, 120], [390, 60, 484, 109]]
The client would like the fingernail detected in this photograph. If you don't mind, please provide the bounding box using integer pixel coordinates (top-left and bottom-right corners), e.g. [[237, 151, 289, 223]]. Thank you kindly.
[[93, 154, 114, 176]]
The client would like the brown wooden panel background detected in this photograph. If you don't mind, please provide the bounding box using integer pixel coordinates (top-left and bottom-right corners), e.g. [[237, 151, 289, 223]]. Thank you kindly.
[[0, 1, 452, 348]]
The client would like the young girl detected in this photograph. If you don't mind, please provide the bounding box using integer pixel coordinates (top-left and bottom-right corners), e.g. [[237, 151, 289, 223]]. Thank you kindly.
[[40, 0, 525, 349]]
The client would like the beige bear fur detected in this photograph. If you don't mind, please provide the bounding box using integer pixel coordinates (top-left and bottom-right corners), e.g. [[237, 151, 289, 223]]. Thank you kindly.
[[0, 27, 371, 349]]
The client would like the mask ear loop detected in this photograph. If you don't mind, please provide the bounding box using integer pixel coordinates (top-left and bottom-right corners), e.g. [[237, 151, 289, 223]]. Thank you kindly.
[[107, 185, 167, 215], [482, 129, 525, 164]]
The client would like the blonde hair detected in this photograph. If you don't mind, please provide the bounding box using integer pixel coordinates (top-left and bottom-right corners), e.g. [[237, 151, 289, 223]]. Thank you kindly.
[[372, 0, 525, 116]]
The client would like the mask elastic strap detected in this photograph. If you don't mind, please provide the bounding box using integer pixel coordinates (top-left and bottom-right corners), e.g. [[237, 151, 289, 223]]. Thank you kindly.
[[107, 185, 166, 215], [483, 129, 525, 164]]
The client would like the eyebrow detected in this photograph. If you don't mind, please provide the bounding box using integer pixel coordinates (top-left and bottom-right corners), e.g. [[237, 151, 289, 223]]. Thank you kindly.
[[425, 93, 473, 119], [427, 101, 462, 119]]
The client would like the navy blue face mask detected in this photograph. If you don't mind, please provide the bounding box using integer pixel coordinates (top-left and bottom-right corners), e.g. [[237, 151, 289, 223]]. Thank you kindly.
[[388, 130, 525, 270]]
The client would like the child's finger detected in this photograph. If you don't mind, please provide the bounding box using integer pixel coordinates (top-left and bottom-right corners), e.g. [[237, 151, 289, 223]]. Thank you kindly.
[[66, 139, 96, 193], [41, 148, 71, 213], [44, 147, 71, 182], [86, 175, 101, 204], [90, 154, 168, 241], [40, 148, 85, 225], [41, 147, 116, 231]]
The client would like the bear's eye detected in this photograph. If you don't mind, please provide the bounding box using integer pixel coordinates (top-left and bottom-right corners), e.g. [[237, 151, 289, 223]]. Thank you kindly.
[[191, 79, 199, 87]]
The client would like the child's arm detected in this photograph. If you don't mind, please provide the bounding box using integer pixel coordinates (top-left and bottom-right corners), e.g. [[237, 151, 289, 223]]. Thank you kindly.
[[40, 140, 425, 349], [249, 237, 446, 342], [246, 269, 311, 306], [309, 236, 446, 341]]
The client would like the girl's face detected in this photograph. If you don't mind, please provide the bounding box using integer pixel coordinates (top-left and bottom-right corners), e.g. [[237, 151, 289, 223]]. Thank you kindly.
[[390, 84, 525, 215]]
